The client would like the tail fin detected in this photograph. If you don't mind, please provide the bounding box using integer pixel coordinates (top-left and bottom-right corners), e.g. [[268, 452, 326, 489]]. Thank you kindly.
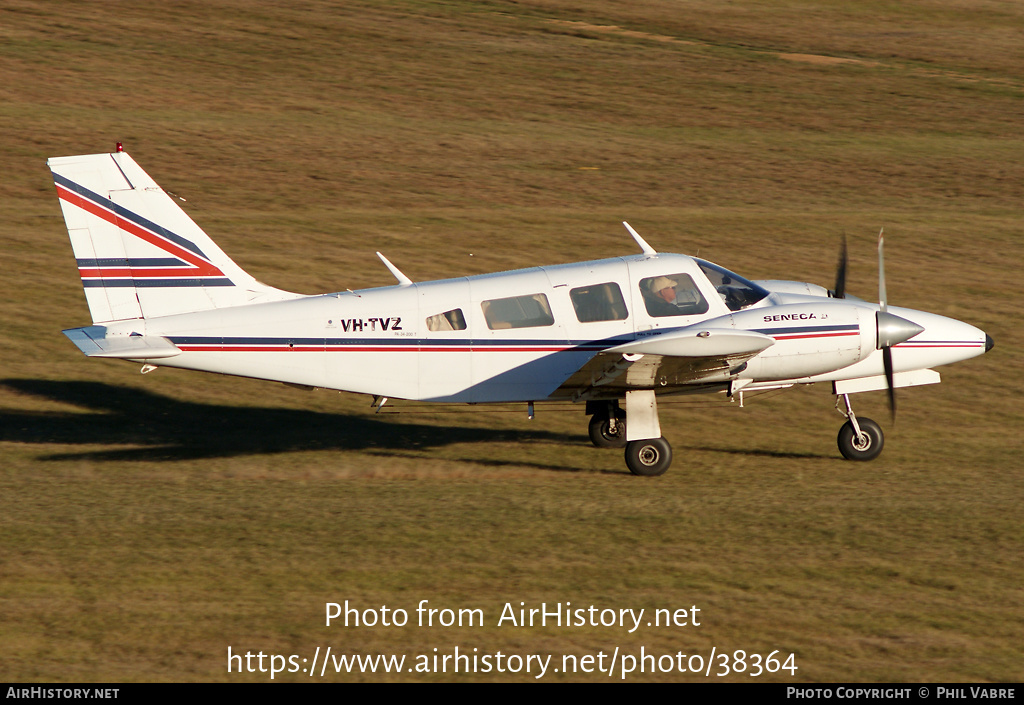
[[48, 150, 300, 323]]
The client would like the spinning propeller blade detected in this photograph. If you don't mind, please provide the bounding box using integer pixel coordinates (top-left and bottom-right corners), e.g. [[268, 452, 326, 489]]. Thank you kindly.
[[879, 228, 893, 418], [882, 345, 896, 418], [878, 228, 887, 313], [872, 229, 923, 420], [832, 233, 848, 299]]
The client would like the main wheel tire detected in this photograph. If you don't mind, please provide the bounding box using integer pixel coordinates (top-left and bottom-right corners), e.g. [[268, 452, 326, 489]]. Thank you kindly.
[[837, 417, 885, 461], [588, 410, 627, 448], [625, 437, 672, 476]]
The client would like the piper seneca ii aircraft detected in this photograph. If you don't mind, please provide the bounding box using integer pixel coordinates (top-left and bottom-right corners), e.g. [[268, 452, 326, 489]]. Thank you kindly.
[[48, 148, 993, 476]]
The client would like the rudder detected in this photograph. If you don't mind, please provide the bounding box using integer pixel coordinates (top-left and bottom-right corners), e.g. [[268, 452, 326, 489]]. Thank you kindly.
[[48, 150, 299, 323]]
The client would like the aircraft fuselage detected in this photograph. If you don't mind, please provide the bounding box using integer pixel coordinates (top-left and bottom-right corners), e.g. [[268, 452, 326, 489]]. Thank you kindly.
[[92, 252, 987, 404]]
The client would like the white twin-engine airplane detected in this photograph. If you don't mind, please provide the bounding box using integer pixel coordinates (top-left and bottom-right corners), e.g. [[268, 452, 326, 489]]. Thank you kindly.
[[48, 148, 993, 476]]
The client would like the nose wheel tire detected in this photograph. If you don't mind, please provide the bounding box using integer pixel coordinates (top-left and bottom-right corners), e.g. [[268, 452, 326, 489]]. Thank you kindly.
[[625, 437, 672, 476], [589, 409, 627, 448], [837, 417, 884, 461]]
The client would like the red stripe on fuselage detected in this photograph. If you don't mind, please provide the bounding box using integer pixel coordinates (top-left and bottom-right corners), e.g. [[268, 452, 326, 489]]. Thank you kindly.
[[772, 331, 859, 341], [176, 345, 573, 353], [894, 343, 983, 349]]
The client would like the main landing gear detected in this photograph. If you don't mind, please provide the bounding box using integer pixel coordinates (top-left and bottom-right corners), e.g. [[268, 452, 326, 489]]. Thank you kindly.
[[587, 397, 673, 476], [624, 437, 673, 476], [587, 401, 627, 448], [835, 394, 885, 461]]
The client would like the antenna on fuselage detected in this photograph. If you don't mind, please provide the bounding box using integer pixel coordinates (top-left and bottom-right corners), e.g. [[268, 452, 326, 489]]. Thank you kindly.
[[376, 252, 413, 287], [623, 221, 657, 255]]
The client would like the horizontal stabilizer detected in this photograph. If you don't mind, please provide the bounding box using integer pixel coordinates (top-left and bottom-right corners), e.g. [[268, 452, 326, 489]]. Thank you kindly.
[[606, 328, 774, 358], [64, 326, 182, 359]]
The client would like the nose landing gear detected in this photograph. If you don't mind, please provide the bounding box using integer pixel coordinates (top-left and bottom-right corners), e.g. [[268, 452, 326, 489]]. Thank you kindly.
[[835, 394, 885, 461]]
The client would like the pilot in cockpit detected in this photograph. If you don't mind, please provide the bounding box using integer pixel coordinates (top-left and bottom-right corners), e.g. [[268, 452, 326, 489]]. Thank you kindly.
[[644, 276, 682, 316]]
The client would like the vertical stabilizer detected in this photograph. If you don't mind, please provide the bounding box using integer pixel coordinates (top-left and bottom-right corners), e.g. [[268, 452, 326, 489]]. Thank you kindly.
[[48, 151, 300, 323]]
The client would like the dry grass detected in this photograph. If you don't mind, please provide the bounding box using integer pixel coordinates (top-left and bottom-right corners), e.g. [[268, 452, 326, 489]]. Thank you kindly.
[[1, 0, 1022, 682]]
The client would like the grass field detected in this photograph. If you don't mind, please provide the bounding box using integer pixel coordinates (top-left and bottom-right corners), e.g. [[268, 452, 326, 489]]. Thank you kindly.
[[1, 0, 1022, 682]]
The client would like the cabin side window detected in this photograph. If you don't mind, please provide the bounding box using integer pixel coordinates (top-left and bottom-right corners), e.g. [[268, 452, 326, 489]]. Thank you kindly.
[[425, 308, 467, 331], [569, 282, 628, 323], [639, 273, 710, 317], [481, 293, 555, 330]]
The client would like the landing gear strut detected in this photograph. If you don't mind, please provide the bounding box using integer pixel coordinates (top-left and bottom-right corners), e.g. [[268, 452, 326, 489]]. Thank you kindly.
[[587, 393, 673, 476], [835, 394, 885, 461]]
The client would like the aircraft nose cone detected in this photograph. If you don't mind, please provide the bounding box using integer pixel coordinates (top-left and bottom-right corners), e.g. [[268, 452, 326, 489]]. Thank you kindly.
[[986, 333, 995, 352]]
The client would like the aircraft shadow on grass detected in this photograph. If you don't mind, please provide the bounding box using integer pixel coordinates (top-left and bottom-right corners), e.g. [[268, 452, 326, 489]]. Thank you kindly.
[[0, 379, 586, 469], [676, 444, 831, 460]]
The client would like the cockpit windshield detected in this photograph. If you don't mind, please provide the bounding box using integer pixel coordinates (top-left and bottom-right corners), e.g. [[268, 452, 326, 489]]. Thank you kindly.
[[695, 259, 770, 312]]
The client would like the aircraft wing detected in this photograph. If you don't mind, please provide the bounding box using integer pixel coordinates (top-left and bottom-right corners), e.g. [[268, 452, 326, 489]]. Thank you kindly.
[[552, 327, 774, 401]]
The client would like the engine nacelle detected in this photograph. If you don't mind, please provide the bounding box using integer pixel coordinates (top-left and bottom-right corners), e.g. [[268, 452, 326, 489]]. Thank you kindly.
[[754, 279, 832, 297], [715, 302, 876, 380]]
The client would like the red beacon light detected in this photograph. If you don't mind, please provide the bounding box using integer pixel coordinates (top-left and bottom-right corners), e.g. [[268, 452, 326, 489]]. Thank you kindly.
[[115, 142, 123, 153]]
